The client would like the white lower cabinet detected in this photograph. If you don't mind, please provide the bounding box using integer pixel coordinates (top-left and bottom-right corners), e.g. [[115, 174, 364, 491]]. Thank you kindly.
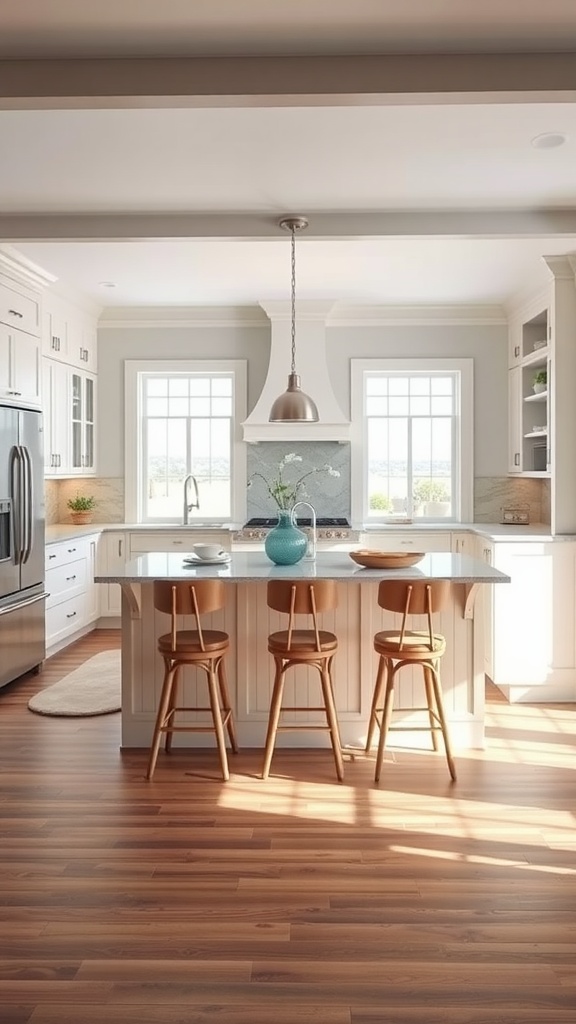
[[45, 535, 100, 653], [360, 531, 452, 552], [129, 531, 231, 557], [96, 532, 129, 617], [478, 538, 576, 702]]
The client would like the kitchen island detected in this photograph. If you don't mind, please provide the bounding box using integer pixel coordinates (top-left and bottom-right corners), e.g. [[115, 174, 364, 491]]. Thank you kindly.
[[95, 551, 509, 751]]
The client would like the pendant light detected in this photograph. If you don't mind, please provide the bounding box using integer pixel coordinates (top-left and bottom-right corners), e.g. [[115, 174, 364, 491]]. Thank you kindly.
[[269, 216, 319, 422]]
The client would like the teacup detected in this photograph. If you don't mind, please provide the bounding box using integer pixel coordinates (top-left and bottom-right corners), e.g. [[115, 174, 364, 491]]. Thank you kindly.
[[193, 543, 226, 560]]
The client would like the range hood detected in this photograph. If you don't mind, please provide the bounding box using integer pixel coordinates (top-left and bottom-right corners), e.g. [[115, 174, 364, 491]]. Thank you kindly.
[[243, 301, 350, 443]]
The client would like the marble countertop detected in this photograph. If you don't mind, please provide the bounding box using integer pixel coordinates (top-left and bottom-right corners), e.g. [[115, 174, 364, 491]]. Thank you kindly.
[[94, 550, 511, 584], [46, 520, 571, 546]]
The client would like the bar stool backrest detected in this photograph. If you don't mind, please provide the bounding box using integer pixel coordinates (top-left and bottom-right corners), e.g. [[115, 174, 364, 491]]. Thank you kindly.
[[267, 580, 338, 653], [153, 580, 226, 653], [377, 580, 451, 652]]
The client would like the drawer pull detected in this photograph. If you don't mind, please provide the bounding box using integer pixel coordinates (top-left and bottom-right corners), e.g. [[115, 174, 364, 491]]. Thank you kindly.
[[172, 540, 183, 545], [66, 611, 77, 619], [65, 575, 77, 581], [8, 308, 23, 318], [67, 547, 76, 553], [48, 553, 57, 560]]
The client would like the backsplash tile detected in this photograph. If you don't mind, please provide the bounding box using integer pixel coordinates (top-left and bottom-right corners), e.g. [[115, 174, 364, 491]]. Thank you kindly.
[[44, 466, 549, 529], [473, 476, 546, 524], [247, 442, 350, 519]]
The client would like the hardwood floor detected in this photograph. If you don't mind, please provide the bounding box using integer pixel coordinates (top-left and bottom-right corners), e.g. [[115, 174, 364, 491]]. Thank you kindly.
[[1, 628, 575, 1024]]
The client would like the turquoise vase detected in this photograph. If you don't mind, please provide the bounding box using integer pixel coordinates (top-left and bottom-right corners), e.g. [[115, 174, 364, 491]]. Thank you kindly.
[[264, 509, 308, 566]]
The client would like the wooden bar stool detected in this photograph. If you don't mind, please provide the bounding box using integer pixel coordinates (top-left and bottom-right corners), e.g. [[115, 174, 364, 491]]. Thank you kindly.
[[147, 579, 238, 780], [262, 579, 344, 782], [366, 580, 456, 782]]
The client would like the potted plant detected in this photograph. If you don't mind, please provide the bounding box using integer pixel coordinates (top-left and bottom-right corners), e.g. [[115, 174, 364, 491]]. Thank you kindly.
[[532, 369, 547, 394], [67, 494, 96, 525], [413, 479, 451, 517]]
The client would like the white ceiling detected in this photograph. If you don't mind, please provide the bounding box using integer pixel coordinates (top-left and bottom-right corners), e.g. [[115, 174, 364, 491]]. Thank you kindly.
[[3, 4, 576, 310]]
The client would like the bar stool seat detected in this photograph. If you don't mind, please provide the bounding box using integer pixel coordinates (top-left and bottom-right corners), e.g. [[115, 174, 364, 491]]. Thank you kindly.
[[262, 579, 344, 782], [147, 580, 238, 781], [268, 629, 338, 654], [157, 629, 229, 653], [366, 580, 456, 783]]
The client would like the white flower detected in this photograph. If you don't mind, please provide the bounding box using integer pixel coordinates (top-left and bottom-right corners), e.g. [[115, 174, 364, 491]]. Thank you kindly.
[[248, 456, 340, 511]]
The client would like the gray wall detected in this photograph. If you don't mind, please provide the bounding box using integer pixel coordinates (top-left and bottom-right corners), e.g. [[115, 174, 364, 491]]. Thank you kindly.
[[327, 322, 508, 478], [97, 316, 508, 480]]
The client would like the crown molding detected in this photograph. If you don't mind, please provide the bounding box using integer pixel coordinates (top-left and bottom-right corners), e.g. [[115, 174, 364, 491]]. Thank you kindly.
[[328, 303, 507, 325], [98, 305, 269, 329], [0, 243, 57, 290]]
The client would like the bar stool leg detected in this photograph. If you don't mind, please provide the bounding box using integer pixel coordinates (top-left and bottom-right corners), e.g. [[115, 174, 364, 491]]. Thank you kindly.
[[164, 664, 181, 754], [261, 659, 286, 780], [320, 661, 344, 782], [428, 663, 457, 781], [206, 663, 230, 781], [217, 657, 239, 754], [147, 660, 178, 780], [365, 654, 388, 753], [423, 664, 439, 751], [374, 664, 398, 784]]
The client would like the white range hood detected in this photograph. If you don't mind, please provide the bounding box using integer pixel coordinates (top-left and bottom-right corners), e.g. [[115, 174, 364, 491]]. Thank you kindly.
[[242, 301, 350, 443]]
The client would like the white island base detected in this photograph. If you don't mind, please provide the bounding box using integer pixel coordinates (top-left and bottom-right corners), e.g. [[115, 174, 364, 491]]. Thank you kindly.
[[96, 551, 510, 753]]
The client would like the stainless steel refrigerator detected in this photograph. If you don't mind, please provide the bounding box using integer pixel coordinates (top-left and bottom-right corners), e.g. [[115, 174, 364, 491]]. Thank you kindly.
[[0, 403, 46, 688]]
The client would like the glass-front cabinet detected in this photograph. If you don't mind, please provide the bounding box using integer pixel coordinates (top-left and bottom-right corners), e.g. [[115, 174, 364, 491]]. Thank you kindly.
[[71, 370, 96, 475]]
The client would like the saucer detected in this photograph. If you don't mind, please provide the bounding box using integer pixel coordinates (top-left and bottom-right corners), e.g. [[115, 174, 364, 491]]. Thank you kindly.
[[183, 553, 231, 566]]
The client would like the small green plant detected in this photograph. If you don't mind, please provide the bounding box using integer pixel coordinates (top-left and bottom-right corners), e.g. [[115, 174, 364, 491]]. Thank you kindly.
[[369, 492, 393, 512], [413, 479, 450, 505], [533, 370, 547, 387], [67, 494, 96, 512]]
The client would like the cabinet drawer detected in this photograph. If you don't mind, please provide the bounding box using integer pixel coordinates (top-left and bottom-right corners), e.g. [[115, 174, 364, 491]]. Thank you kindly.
[[129, 531, 230, 555], [360, 532, 451, 553], [45, 537, 90, 570], [0, 280, 41, 337], [45, 557, 87, 608], [46, 593, 86, 646]]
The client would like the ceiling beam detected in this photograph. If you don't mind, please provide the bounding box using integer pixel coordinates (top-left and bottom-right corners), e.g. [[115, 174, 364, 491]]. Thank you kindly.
[[1, 52, 576, 109], [3, 210, 576, 241]]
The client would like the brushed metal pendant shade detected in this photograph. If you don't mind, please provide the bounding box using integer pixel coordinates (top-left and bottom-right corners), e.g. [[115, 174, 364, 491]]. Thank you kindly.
[[269, 217, 319, 423]]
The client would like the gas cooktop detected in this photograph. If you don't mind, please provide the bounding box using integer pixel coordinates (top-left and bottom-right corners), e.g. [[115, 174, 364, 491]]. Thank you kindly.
[[244, 517, 351, 529]]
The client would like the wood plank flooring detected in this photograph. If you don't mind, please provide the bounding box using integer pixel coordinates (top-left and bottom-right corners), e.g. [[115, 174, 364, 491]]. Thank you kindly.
[[0, 628, 575, 1023]]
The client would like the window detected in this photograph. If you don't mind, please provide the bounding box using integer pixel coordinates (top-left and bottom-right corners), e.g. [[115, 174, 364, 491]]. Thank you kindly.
[[125, 360, 247, 523], [351, 359, 473, 524]]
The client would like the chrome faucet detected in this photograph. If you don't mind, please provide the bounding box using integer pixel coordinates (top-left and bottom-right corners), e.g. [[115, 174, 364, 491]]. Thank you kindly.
[[292, 500, 316, 561], [182, 474, 200, 525]]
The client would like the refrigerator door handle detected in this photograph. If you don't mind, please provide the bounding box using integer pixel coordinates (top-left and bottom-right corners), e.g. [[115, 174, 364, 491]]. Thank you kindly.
[[9, 445, 23, 566], [20, 445, 33, 564], [0, 592, 48, 617]]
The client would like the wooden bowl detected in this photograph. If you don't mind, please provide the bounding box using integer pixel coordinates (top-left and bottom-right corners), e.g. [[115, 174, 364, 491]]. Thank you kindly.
[[349, 549, 425, 569]]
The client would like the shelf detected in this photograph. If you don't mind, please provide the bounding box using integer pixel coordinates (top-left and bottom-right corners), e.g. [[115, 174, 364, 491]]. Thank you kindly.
[[524, 390, 548, 403], [521, 347, 549, 368], [524, 430, 548, 438]]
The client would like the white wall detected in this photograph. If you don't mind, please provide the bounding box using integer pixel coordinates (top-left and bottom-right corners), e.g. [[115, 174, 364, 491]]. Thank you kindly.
[[97, 315, 508, 478]]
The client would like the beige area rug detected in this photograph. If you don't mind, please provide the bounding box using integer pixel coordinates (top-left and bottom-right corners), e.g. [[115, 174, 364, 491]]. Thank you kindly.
[[28, 650, 121, 717]]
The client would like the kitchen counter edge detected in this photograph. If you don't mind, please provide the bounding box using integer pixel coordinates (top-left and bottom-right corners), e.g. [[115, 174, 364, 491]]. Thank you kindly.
[[46, 521, 574, 546]]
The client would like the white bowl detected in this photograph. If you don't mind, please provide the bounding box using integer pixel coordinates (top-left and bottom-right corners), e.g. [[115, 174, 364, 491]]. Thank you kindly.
[[193, 543, 226, 560]]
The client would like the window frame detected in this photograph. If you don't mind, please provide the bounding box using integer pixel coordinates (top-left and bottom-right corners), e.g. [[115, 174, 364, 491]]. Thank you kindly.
[[125, 359, 247, 524], [350, 358, 474, 526]]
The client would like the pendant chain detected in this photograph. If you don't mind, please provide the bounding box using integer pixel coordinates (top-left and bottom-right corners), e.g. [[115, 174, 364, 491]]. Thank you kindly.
[[290, 225, 296, 374]]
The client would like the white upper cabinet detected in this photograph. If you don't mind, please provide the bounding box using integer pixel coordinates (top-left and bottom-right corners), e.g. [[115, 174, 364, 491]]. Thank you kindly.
[[507, 302, 550, 478], [42, 292, 98, 373], [0, 278, 41, 338], [508, 257, 576, 534], [0, 323, 41, 407]]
